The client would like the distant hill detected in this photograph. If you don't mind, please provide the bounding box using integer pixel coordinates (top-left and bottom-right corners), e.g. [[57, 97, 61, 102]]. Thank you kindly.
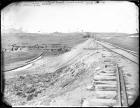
[[128, 33, 139, 37], [90, 32, 130, 37], [1, 28, 25, 34]]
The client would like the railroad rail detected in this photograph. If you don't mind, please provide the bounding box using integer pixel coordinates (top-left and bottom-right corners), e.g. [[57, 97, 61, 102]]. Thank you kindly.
[[116, 64, 128, 106]]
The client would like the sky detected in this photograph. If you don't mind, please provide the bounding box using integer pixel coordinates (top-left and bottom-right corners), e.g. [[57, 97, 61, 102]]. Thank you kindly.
[[1, 1, 139, 33]]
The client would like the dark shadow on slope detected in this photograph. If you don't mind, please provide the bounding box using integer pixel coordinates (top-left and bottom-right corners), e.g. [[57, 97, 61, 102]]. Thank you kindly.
[[1, 47, 12, 107]]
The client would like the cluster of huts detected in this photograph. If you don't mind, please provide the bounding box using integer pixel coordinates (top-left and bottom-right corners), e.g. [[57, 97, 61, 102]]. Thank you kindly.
[[2, 44, 28, 52], [2, 44, 70, 53]]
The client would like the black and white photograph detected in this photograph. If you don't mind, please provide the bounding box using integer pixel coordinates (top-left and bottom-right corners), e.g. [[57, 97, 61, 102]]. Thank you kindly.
[[1, 1, 139, 107]]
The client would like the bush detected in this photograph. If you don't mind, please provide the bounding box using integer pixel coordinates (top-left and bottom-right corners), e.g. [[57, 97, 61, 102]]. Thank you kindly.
[[26, 87, 36, 94], [27, 94, 34, 101], [16, 91, 26, 97]]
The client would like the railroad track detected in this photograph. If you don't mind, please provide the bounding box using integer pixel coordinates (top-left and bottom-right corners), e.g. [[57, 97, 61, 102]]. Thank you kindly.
[[95, 40, 138, 64], [90, 59, 129, 107], [96, 39, 138, 57], [3, 51, 47, 72], [87, 39, 138, 107]]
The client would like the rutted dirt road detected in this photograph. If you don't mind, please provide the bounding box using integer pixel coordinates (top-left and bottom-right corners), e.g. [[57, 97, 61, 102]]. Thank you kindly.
[[4, 39, 139, 107]]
